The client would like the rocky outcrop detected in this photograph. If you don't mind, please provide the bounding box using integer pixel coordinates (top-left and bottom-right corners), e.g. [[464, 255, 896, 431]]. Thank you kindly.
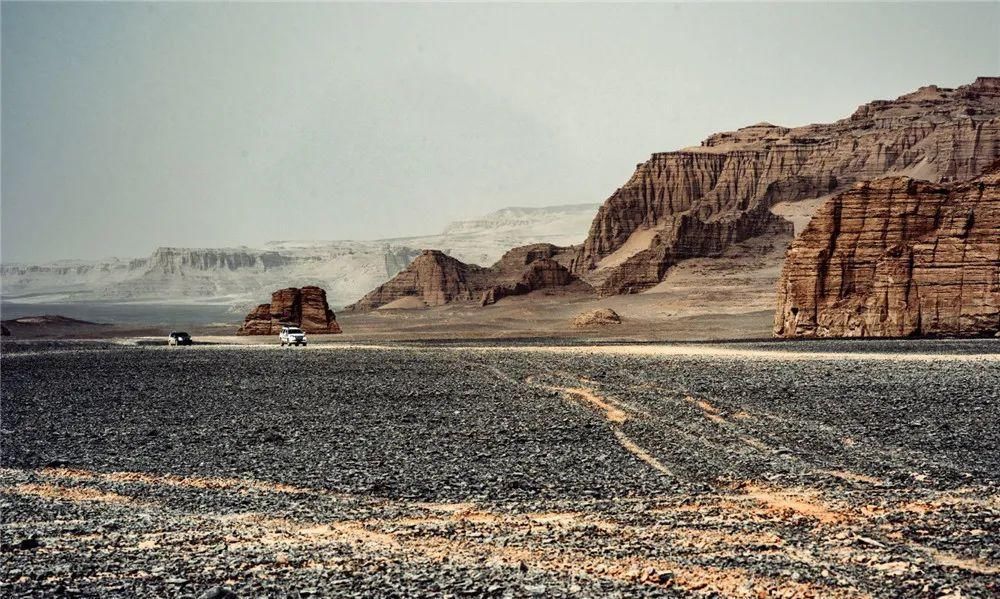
[[480, 258, 574, 306], [346, 250, 492, 311], [574, 77, 1000, 295], [237, 286, 342, 335], [490, 243, 578, 274], [348, 244, 587, 311], [572, 308, 622, 327], [238, 304, 273, 335], [1, 325, 10, 336], [774, 162, 1000, 338]]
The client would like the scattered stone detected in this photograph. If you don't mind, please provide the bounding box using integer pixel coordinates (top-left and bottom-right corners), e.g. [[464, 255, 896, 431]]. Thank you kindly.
[[198, 587, 237, 599]]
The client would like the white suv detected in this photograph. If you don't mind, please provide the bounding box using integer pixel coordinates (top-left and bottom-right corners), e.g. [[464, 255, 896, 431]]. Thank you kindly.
[[279, 326, 307, 347]]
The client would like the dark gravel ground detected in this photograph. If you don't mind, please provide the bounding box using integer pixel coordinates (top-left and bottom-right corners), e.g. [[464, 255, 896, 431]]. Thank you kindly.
[[1, 340, 998, 598]]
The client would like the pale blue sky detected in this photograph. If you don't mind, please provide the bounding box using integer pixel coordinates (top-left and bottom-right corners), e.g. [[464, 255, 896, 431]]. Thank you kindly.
[[3, 2, 998, 262]]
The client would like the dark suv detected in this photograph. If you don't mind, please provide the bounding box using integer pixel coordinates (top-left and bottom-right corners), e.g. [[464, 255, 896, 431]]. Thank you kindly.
[[168, 331, 193, 346]]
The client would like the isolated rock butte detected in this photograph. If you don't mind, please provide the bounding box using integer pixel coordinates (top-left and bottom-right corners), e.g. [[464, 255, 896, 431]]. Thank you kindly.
[[572, 308, 622, 327], [774, 162, 1000, 338], [573, 77, 1000, 295], [237, 286, 342, 335], [348, 244, 584, 311]]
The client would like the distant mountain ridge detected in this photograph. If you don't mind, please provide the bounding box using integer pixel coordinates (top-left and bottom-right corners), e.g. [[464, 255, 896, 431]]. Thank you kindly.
[[1, 203, 599, 309]]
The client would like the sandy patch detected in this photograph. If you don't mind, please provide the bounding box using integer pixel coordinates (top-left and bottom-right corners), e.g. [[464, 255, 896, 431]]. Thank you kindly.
[[594, 227, 661, 271], [686, 396, 727, 424], [376, 296, 428, 310], [6, 483, 135, 505], [738, 485, 847, 525], [771, 195, 833, 236], [918, 546, 1000, 575], [611, 430, 674, 475], [818, 470, 883, 486]]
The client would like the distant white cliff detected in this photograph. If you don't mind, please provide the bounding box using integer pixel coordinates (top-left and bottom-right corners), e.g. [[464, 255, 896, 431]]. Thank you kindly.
[[1, 203, 598, 309]]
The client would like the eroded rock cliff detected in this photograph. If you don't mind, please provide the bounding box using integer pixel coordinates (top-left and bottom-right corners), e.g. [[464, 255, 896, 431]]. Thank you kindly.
[[346, 250, 491, 310], [237, 286, 342, 335], [480, 258, 575, 306], [774, 163, 1000, 338], [574, 77, 1000, 295], [348, 244, 586, 310]]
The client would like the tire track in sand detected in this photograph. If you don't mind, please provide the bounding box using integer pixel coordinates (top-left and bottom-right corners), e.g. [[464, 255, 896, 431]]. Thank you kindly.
[[472, 362, 673, 476], [527, 376, 673, 476]]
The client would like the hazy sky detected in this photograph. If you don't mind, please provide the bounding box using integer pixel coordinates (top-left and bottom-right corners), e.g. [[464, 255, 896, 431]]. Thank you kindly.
[[2, 2, 998, 262]]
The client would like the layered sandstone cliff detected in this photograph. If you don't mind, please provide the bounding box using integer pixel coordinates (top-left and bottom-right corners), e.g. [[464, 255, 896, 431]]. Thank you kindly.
[[774, 163, 1000, 338], [348, 244, 586, 311], [574, 77, 1000, 295], [237, 286, 342, 335], [346, 250, 491, 310]]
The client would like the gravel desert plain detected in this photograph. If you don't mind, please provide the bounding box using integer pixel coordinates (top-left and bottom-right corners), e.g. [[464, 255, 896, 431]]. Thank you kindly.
[[2, 337, 998, 598]]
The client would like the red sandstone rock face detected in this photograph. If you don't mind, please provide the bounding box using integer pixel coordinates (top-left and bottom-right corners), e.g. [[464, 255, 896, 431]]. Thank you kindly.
[[574, 78, 1000, 295], [346, 250, 490, 311], [491, 243, 578, 274], [480, 258, 575, 306], [237, 286, 342, 335], [774, 163, 1000, 338], [348, 245, 586, 311]]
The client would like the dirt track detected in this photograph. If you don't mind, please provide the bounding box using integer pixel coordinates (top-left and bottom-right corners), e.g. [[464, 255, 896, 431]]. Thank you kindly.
[[2, 340, 998, 597]]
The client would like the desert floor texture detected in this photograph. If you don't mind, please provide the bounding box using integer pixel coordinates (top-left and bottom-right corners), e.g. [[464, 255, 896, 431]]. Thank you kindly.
[[1, 339, 998, 598]]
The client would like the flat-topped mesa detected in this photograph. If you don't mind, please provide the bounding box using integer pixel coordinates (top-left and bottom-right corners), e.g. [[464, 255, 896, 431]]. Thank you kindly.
[[774, 161, 1000, 338], [147, 247, 290, 273], [347, 244, 585, 311], [574, 77, 1000, 296], [237, 286, 342, 335]]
